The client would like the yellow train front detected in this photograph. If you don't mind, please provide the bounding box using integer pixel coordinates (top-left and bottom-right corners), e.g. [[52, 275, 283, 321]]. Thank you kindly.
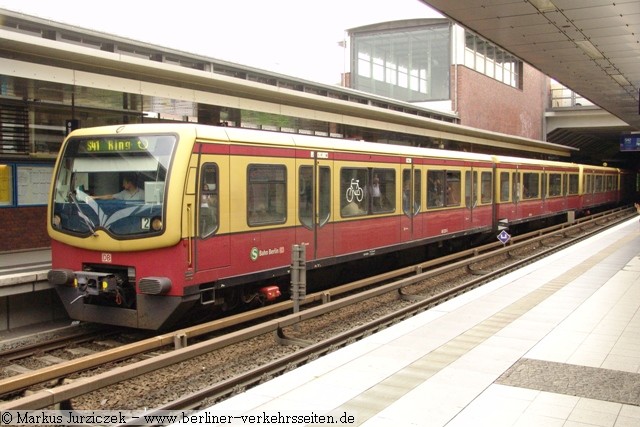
[[47, 123, 625, 330]]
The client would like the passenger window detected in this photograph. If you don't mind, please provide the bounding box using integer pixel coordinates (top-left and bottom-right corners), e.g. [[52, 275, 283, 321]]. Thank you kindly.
[[427, 170, 460, 207], [549, 173, 562, 197], [595, 175, 603, 192], [481, 171, 492, 204], [248, 164, 286, 226], [568, 174, 579, 194], [427, 170, 445, 208], [499, 172, 510, 202], [446, 171, 461, 207], [522, 172, 539, 199], [512, 172, 520, 202], [340, 168, 367, 217], [370, 168, 395, 214], [199, 163, 219, 238]]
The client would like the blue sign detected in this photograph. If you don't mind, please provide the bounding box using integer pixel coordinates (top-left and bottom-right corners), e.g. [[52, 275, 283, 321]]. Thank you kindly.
[[497, 230, 511, 245], [620, 135, 640, 152]]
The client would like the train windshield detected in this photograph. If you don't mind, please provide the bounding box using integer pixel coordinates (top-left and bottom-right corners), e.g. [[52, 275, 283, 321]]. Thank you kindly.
[[50, 134, 176, 237]]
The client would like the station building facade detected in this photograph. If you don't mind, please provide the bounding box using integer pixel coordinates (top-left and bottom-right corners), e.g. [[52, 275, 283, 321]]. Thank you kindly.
[[348, 19, 547, 141], [0, 10, 565, 252]]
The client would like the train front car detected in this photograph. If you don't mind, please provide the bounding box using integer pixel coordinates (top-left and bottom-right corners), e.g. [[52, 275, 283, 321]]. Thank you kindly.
[[47, 125, 194, 329]]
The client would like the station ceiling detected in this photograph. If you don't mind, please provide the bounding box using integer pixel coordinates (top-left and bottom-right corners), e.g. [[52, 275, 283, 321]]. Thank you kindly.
[[420, 0, 640, 165]]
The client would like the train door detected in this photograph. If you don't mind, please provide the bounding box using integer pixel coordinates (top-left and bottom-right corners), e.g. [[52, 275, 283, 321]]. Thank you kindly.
[[464, 166, 476, 230], [512, 168, 522, 220], [194, 151, 231, 272], [296, 152, 333, 261], [401, 161, 421, 242]]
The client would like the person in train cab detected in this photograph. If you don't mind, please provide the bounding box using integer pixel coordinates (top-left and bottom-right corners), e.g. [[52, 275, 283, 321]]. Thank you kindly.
[[94, 174, 145, 201]]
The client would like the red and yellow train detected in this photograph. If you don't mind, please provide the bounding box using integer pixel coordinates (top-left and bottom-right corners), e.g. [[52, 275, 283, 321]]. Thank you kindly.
[[47, 124, 623, 329]]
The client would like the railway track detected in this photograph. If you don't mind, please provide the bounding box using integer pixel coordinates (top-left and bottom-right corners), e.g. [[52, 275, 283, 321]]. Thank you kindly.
[[0, 207, 633, 414]]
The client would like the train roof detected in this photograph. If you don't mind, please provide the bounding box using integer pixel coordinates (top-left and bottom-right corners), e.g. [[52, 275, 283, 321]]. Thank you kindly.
[[67, 124, 619, 172]]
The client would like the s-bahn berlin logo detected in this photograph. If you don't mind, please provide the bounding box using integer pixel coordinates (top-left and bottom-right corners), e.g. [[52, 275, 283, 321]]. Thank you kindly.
[[250, 246, 285, 261]]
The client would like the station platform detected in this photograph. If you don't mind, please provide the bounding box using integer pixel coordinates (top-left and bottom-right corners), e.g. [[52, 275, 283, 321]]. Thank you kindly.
[[0, 248, 65, 332], [181, 216, 640, 426]]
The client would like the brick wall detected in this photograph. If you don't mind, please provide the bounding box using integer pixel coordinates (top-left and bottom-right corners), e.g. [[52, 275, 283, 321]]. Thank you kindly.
[[0, 206, 50, 252], [454, 63, 547, 141]]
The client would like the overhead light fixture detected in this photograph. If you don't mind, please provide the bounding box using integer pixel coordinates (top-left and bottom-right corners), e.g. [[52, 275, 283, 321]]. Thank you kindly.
[[575, 40, 604, 60], [528, 0, 557, 12], [611, 74, 630, 86]]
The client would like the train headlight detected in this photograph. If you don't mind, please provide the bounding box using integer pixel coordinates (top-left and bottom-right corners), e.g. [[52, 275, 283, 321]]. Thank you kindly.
[[151, 217, 163, 231]]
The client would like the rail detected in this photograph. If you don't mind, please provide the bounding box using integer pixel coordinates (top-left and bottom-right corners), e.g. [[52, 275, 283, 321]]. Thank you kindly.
[[0, 207, 633, 410]]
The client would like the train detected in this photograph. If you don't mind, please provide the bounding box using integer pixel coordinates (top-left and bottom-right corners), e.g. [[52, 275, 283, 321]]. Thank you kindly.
[[47, 123, 625, 329]]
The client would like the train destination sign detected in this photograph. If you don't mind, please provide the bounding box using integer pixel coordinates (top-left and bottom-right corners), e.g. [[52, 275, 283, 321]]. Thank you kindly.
[[81, 138, 149, 153]]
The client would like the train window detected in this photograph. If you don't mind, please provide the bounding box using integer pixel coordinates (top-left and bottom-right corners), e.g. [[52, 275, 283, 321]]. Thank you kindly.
[[512, 172, 520, 202], [370, 168, 395, 214], [340, 168, 368, 217], [522, 172, 539, 199], [499, 172, 510, 202], [427, 170, 445, 208], [402, 169, 421, 216], [595, 175, 604, 193], [549, 173, 562, 197], [465, 171, 477, 208], [570, 174, 577, 194], [199, 163, 219, 238], [339, 167, 395, 217], [428, 169, 460, 208], [585, 174, 593, 194], [445, 171, 461, 207], [247, 164, 286, 226], [606, 175, 614, 191], [298, 166, 331, 228], [481, 171, 492, 204]]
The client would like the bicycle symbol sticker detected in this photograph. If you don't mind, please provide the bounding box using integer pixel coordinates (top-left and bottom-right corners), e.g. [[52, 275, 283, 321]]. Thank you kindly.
[[345, 179, 364, 203]]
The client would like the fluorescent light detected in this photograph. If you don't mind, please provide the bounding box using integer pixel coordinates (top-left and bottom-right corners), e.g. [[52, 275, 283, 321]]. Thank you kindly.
[[576, 40, 604, 60], [611, 74, 630, 86], [528, 0, 557, 12]]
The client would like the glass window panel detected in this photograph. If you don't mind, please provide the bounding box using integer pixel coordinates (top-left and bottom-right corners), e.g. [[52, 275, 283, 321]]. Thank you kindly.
[[385, 62, 397, 85], [373, 57, 384, 81], [200, 163, 219, 237], [299, 165, 313, 228], [481, 171, 492, 204], [522, 172, 539, 199], [427, 170, 445, 208], [247, 164, 286, 226], [446, 171, 461, 207], [370, 168, 395, 213], [340, 168, 368, 217], [500, 171, 510, 202], [358, 52, 371, 78], [549, 173, 562, 197], [318, 167, 331, 226]]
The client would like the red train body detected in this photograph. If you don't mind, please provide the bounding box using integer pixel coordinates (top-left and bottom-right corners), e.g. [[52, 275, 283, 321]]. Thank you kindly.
[[47, 124, 624, 329]]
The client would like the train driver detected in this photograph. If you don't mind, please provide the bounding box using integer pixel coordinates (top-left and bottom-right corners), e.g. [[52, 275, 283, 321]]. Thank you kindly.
[[94, 174, 145, 201]]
